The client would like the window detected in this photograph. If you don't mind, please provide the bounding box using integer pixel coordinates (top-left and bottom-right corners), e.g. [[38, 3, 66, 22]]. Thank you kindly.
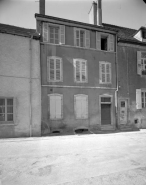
[[0, 98, 13, 123], [99, 62, 111, 84], [74, 59, 87, 83], [74, 28, 90, 48], [74, 94, 88, 119], [47, 57, 62, 82], [43, 22, 65, 44], [48, 94, 63, 120], [137, 51, 146, 75], [136, 89, 146, 109], [96, 32, 114, 52]]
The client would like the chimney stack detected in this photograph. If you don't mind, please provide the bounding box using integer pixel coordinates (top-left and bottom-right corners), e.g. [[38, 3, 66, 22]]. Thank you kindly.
[[39, 0, 45, 15], [89, 0, 102, 26]]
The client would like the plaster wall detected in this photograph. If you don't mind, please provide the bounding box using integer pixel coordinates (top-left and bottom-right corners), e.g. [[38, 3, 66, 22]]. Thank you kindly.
[[0, 33, 41, 138]]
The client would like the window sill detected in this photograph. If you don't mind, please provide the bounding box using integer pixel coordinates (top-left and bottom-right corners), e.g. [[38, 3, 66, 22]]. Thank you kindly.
[[0, 122, 14, 126]]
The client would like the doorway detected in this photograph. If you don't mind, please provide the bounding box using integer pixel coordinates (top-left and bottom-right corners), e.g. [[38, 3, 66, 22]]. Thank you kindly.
[[100, 96, 112, 125], [119, 99, 128, 125]]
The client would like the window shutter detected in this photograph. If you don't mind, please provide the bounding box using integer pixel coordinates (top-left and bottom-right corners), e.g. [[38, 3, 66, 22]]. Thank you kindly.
[[56, 59, 61, 81], [96, 32, 101, 50], [81, 96, 88, 118], [99, 62, 106, 83], [60, 25, 65, 44], [106, 63, 111, 83], [108, 34, 114, 51], [136, 89, 142, 109], [49, 95, 56, 119], [137, 51, 142, 75], [55, 95, 62, 119], [81, 61, 86, 82], [74, 28, 77, 46], [49, 58, 55, 81], [75, 60, 80, 82], [43, 22, 48, 42], [85, 30, 90, 48], [75, 96, 82, 118]]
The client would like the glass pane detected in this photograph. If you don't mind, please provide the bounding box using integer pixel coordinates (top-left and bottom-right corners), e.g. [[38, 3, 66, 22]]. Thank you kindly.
[[101, 97, 111, 103], [7, 106, 13, 113], [0, 99, 5, 106], [7, 114, 13, 121], [0, 114, 5, 121], [7, 99, 13, 105], [0, 105, 5, 114]]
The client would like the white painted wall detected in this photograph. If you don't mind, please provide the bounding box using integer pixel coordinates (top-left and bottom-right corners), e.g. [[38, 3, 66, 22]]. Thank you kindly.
[[0, 33, 41, 138]]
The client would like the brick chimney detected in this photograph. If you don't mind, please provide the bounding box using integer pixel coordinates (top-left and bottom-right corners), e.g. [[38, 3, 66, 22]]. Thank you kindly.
[[89, 0, 102, 26], [39, 0, 45, 15]]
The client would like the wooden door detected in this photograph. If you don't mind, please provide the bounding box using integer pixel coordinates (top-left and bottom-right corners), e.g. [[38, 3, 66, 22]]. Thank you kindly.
[[101, 104, 111, 125]]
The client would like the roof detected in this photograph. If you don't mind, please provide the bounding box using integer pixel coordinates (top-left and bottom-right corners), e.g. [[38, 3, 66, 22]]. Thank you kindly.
[[0, 23, 40, 39]]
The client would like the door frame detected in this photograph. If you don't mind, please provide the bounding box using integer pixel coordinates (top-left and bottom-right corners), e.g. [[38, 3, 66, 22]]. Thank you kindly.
[[99, 94, 113, 126]]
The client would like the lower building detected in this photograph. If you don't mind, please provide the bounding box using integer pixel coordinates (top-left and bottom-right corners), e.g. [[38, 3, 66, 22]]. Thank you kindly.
[[0, 24, 41, 138]]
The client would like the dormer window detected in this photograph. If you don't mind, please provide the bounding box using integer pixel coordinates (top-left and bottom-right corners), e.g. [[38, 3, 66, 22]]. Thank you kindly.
[[142, 30, 146, 39]]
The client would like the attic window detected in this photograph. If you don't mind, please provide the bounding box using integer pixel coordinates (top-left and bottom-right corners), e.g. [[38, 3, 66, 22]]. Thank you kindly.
[[101, 35, 108, 51], [142, 30, 146, 39]]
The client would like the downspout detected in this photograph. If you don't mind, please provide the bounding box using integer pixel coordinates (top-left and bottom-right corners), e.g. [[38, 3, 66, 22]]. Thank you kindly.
[[115, 34, 119, 129], [29, 34, 33, 137]]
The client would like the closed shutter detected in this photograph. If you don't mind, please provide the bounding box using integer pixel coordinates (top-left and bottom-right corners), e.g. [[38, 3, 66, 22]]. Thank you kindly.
[[74, 95, 88, 119], [49, 95, 62, 119], [43, 22, 48, 42], [74, 28, 78, 46], [85, 30, 90, 48], [49, 95, 56, 119], [60, 25, 65, 44], [96, 32, 101, 50], [137, 51, 142, 75], [106, 63, 111, 83], [136, 89, 142, 109], [108, 34, 114, 51], [99, 62, 106, 83], [56, 59, 61, 81]]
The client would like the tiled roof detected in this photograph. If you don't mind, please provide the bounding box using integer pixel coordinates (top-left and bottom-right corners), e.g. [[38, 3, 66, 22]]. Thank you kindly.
[[0, 23, 40, 39]]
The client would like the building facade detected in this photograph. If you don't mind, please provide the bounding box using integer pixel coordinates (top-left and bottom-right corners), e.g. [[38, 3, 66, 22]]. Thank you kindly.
[[0, 24, 41, 138], [35, 9, 118, 134]]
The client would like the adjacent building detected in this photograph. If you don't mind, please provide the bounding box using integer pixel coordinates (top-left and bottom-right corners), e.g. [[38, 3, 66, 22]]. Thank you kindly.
[[0, 24, 41, 138]]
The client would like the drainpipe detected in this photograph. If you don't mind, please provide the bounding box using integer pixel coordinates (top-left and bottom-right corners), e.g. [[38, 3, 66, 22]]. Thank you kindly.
[[115, 34, 119, 129], [29, 34, 33, 137]]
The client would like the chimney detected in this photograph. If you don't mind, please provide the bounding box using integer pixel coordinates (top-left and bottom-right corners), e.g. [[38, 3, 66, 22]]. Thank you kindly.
[[88, 0, 102, 26], [39, 0, 45, 15]]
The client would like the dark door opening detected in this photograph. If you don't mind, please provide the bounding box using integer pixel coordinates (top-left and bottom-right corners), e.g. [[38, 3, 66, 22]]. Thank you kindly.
[[101, 104, 111, 125]]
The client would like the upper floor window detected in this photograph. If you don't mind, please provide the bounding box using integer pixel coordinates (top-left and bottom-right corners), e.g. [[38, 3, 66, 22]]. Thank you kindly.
[[137, 51, 146, 76], [0, 98, 13, 123], [47, 56, 63, 82], [73, 59, 87, 83], [99, 62, 111, 84], [43, 22, 65, 44], [96, 32, 114, 52], [74, 28, 90, 48]]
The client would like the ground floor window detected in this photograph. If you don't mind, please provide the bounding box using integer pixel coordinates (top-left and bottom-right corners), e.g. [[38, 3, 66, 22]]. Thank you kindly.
[[48, 94, 63, 120], [74, 94, 88, 119], [136, 89, 146, 109], [0, 98, 13, 122]]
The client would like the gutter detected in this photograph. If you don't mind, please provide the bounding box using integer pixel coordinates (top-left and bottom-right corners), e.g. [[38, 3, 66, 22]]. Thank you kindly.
[[29, 34, 33, 137]]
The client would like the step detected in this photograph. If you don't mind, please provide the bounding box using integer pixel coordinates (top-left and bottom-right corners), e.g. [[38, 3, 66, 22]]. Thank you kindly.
[[101, 125, 115, 131]]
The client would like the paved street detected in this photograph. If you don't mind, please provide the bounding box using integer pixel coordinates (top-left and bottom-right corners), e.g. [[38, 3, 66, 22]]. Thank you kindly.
[[0, 130, 146, 185]]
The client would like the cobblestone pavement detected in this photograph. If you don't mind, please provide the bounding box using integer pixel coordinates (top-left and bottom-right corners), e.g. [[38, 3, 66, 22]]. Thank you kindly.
[[0, 130, 146, 185]]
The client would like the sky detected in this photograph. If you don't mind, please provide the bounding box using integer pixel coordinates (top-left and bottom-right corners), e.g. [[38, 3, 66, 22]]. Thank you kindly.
[[0, 0, 146, 30]]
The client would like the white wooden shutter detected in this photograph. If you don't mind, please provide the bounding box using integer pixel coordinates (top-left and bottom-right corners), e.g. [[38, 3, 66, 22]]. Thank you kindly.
[[99, 62, 106, 83], [81, 95, 88, 118], [137, 51, 142, 75], [49, 58, 55, 81], [85, 30, 90, 48], [43, 22, 48, 42], [49, 95, 56, 119], [106, 63, 111, 83], [96, 32, 101, 50], [56, 59, 61, 81], [60, 25, 65, 44], [75, 96, 82, 118], [108, 34, 114, 52], [55, 95, 62, 119], [136, 89, 142, 109], [74, 28, 77, 46]]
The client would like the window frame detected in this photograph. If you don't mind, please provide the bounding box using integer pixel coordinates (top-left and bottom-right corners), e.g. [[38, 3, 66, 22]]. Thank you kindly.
[[74, 94, 88, 119], [141, 89, 146, 108], [48, 94, 63, 120], [99, 61, 112, 84], [0, 97, 14, 124], [74, 28, 86, 47], [47, 56, 63, 82], [73, 59, 88, 83]]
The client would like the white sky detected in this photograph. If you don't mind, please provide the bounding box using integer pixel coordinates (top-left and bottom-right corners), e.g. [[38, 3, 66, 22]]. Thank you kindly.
[[0, 0, 146, 30]]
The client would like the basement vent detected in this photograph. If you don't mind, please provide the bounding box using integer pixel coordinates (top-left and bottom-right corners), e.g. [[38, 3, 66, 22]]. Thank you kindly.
[[74, 128, 89, 134], [52, 130, 60, 134]]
